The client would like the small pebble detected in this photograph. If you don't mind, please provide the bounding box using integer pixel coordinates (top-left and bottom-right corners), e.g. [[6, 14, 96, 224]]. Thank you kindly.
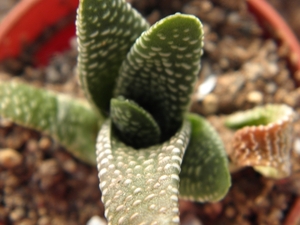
[[86, 215, 107, 225], [9, 207, 25, 222], [16, 218, 36, 225], [37, 216, 51, 225], [0, 148, 22, 169], [181, 214, 202, 225], [45, 67, 62, 83], [38, 159, 64, 189], [294, 138, 300, 155], [28, 210, 37, 220], [243, 63, 262, 81], [38, 137, 52, 151], [62, 159, 77, 174], [5, 174, 20, 187], [265, 82, 277, 94], [39, 159, 61, 177], [4, 186, 13, 195], [202, 93, 219, 114], [225, 206, 236, 218], [283, 92, 298, 107], [266, 63, 279, 76], [5, 193, 26, 208], [26, 140, 39, 152], [38, 208, 48, 217], [227, 12, 241, 25], [200, 1, 213, 12], [269, 208, 283, 221], [246, 91, 263, 104]]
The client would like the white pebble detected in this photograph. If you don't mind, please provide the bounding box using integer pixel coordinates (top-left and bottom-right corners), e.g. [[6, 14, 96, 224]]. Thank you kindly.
[[294, 138, 300, 155], [86, 216, 107, 225]]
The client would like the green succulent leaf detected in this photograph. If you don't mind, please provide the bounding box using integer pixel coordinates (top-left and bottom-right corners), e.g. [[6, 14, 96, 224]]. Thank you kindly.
[[76, 0, 150, 116], [179, 113, 231, 202], [224, 104, 294, 129], [110, 97, 161, 148], [115, 13, 203, 141], [0, 81, 102, 165], [96, 119, 191, 225]]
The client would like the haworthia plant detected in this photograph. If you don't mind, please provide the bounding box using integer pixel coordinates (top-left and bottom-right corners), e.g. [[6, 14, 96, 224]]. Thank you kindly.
[[77, 0, 230, 224], [0, 0, 231, 224]]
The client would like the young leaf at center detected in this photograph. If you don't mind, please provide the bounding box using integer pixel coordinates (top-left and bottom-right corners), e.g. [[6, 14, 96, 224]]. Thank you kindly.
[[114, 13, 204, 141], [110, 97, 161, 148]]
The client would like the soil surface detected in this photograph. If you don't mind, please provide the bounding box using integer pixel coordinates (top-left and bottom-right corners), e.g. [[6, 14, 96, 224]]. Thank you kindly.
[[0, 0, 300, 225]]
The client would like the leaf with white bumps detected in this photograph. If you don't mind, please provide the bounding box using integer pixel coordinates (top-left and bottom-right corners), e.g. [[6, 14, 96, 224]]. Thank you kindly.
[[179, 113, 231, 202], [115, 13, 203, 140], [110, 97, 161, 148], [0, 81, 102, 165], [96, 119, 191, 225], [225, 104, 295, 179], [77, 0, 149, 115]]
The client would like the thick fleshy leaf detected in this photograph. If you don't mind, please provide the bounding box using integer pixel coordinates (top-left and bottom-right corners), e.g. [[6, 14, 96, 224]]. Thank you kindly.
[[76, 0, 149, 115], [225, 104, 295, 179], [115, 13, 203, 140], [179, 113, 231, 202], [110, 97, 161, 148], [96, 119, 191, 225], [0, 81, 102, 165], [224, 104, 293, 129]]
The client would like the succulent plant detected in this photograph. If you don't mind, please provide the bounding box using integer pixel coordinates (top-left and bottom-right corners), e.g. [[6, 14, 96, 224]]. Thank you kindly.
[[225, 104, 295, 179], [0, 0, 231, 224], [77, 0, 231, 223]]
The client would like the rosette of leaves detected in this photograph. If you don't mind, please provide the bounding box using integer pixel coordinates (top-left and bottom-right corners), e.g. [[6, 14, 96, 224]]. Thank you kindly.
[[77, 0, 230, 224], [0, 0, 230, 224]]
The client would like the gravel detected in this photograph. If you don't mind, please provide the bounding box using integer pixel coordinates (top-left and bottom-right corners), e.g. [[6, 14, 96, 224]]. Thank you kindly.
[[0, 0, 300, 224]]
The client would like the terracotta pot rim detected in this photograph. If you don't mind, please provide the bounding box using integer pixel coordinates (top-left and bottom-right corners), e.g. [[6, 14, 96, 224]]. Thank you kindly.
[[247, 0, 300, 86], [0, 0, 299, 73], [0, 0, 78, 65], [0, 0, 41, 40]]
